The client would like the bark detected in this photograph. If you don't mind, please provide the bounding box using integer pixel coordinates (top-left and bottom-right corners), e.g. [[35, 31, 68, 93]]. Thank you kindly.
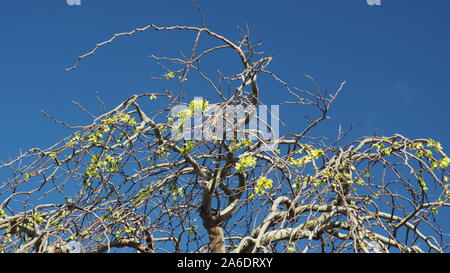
[[207, 225, 225, 253]]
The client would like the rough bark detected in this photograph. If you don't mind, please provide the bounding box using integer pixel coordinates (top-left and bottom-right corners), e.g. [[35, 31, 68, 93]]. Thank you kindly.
[[207, 226, 226, 253]]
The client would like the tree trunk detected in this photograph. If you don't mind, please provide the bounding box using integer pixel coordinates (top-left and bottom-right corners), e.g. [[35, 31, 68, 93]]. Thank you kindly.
[[207, 225, 225, 253]]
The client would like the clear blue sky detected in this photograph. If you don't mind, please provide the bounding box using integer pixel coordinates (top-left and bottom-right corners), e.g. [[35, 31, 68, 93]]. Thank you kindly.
[[1, 0, 449, 150], [0, 0, 449, 245]]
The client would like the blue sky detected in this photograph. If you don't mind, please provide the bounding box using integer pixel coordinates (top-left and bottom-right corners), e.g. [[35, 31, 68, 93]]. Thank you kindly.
[[0, 0, 449, 249], [1, 0, 449, 152]]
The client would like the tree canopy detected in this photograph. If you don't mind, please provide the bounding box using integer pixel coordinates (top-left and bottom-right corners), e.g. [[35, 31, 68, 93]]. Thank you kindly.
[[0, 24, 449, 253]]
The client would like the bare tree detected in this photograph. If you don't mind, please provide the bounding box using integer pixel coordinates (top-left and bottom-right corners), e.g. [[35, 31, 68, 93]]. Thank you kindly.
[[0, 24, 449, 253]]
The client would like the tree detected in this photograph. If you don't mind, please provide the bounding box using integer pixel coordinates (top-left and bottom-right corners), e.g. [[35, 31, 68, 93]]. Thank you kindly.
[[0, 24, 449, 253]]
